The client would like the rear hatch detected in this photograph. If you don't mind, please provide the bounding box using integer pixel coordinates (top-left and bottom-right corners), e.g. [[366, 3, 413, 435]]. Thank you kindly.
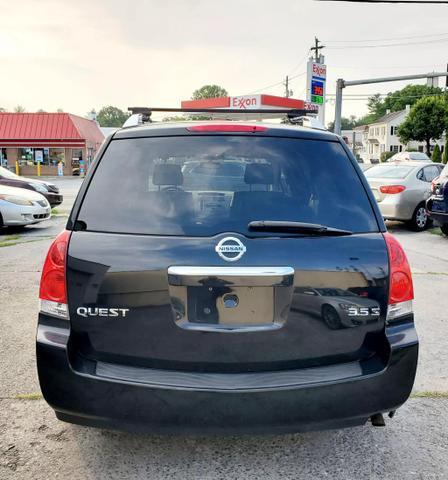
[[67, 131, 389, 373]]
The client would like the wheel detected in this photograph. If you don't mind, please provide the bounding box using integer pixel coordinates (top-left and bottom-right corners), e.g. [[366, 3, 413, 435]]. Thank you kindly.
[[441, 224, 448, 236], [408, 204, 429, 232], [321, 305, 342, 330]]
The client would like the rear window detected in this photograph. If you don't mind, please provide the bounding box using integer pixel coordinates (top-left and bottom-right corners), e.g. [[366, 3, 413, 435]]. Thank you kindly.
[[77, 136, 378, 236], [365, 165, 414, 179]]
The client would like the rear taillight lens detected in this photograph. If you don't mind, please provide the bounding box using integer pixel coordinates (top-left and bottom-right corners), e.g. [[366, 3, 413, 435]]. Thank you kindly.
[[39, 230, 71, 319], [379, 185, 406, 194], [384, 233, 414, 322], [431, 176, 440, 194]]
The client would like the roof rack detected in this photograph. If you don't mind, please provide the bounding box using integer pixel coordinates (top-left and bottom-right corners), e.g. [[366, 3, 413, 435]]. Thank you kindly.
[[123, 106, 323, 130]]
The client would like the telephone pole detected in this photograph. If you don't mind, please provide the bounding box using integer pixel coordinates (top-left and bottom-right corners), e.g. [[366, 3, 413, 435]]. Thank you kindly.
[[284, 76, 293, 98], [310, 37, 325, 63]]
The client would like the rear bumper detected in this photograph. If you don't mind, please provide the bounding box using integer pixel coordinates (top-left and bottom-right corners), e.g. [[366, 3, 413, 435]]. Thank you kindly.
[[36, 320, 418, 435], [377, 197, 414, 221], [426, 198, 448, 225]]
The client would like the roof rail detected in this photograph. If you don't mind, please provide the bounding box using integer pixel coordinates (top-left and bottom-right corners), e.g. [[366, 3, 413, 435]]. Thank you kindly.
[[123, 106, 321, 129]]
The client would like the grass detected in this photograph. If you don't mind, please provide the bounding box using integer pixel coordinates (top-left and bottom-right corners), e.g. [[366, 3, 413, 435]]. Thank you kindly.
[[51, 208, 59, 214], [428, 227, 443, 237], [411, 391, 448, 399], [0, 235, 21, 247], [14, 392, 43, 401]]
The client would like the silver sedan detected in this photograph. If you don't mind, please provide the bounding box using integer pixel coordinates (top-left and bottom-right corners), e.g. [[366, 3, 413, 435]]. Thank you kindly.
[[364, 161, 444, 231], [0, 185, 51, 228]]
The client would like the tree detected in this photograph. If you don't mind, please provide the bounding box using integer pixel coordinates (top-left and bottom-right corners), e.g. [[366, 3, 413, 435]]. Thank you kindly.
[[367, 94, 385, 119], [56, 108, 64, 113], [365, 85, 445, 123], [432, 144, 442, 163], [14, 105, 26, 112], [96, 106, 130, 127], [192, 85, 228, 100], [383, 85, 443, 113], [398, 97, 447, 156], [327, 115, 361, 133], [443, 140, 448, 165]]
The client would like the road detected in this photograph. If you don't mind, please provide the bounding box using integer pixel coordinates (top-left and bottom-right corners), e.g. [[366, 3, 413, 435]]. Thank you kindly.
[[0, 177, 447, 479]]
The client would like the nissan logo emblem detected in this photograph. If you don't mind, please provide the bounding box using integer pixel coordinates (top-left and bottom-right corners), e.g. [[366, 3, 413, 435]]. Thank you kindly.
[[215, 237, 246, 262]]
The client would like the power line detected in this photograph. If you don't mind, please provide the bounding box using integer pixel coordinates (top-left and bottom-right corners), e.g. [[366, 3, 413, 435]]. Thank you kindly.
[[317, 1, 448, 4], [326, 37, 448, 49], [324, 32, 448, 43], [287, 49, 311, 76], [248, 71, 307, 95]]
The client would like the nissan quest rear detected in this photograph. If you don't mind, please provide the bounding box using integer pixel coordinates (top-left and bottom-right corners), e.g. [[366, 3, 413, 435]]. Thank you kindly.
[[36, 119, 418, 434]]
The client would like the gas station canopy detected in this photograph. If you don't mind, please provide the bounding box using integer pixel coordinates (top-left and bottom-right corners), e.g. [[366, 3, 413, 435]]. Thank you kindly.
[[181, 94, 316, 120]]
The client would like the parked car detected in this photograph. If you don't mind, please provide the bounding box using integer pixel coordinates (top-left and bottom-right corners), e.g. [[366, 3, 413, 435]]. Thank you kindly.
[[388, 151, 431, 162], [426, 162, 448, 236], [0, 166, 63, 207], [0, 184, 51, 228], [37, 119, 417, 435], [364, 161, 444, 231]]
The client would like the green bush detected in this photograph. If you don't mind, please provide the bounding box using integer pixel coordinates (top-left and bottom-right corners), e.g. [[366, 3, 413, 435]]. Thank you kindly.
[[380, 151, 395, 163], [432, 144, 442, 163], [443, 141, 448, 165]]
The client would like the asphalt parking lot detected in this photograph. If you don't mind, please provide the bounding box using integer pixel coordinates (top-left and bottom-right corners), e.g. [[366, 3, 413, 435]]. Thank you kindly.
[[1, 177, 447, 480]]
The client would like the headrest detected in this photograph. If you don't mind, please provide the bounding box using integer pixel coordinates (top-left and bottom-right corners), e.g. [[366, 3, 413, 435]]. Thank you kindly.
[[244, 163, 274, 184], [152, 164, 183, 186]]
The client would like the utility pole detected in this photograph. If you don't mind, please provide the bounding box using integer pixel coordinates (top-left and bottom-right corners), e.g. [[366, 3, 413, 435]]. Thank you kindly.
[[310, 37, 325, 63], [334, 71, 448, 136], [284, 76, 293, 98]]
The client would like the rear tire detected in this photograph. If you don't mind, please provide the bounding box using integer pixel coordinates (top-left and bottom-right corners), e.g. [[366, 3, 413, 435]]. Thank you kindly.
[[322, 305, 342, 330], [441, 224, 448, 236], [408, 204, 429, 232]]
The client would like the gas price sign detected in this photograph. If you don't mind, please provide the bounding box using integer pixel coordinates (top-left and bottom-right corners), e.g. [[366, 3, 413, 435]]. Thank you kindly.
[[307, 60, 327, 107]]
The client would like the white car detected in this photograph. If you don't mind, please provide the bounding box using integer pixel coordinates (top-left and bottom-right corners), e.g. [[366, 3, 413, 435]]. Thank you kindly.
[[0, 185, 51, 228], [388, 151, 430, 162]]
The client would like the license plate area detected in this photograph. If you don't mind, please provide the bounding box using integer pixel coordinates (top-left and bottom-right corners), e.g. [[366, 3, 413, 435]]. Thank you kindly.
[[168, 267, 294, 332]]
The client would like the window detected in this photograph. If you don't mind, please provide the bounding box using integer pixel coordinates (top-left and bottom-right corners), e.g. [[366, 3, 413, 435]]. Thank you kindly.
[[391, 145, 399, 153], [78, 136, 379, 236], [365, 165, 415, 179], [421, 165, 443, 183]]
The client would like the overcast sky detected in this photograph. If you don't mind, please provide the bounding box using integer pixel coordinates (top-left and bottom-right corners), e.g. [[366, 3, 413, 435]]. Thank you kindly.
[[0, 0, 447, 124]]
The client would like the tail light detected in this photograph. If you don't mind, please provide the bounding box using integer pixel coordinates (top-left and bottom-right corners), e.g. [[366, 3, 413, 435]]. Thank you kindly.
[[431, 176, 440, 194], [379, 185, 406, 194], [39, 230, 71, 319], [384, 233, 414, 322]]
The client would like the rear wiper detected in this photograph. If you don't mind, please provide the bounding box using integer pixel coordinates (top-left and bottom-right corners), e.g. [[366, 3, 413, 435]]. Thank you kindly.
[[248, 220, 352, 236]]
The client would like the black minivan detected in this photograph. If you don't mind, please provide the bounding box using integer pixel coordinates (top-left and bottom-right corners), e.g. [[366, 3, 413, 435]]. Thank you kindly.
[[426, 163, 448, 236], [36, 121, 418, 434]]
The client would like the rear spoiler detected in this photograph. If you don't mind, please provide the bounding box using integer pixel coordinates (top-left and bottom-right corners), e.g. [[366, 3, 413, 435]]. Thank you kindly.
[[123, 106, 324, 130]]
